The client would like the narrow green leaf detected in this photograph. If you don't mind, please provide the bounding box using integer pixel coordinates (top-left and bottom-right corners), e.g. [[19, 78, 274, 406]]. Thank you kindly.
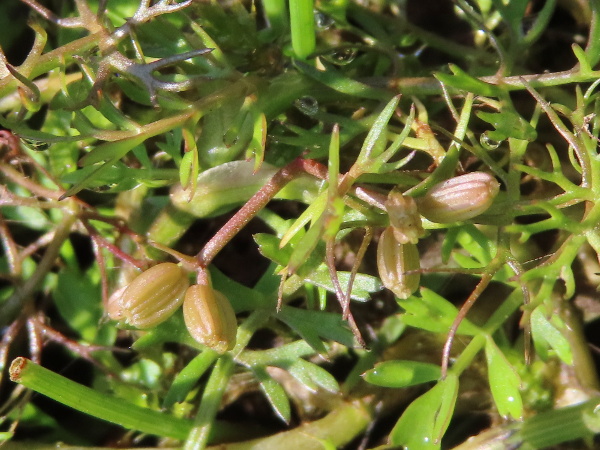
[[363, 360, 441, 388], [247, 112, 266, 172], [573, 44, 593, 74], [561, 264, 576, 299], [254, 233, 291, 266], [522, 0, 556, 46], [278, 306, 355, 350], [441, 227, 460, 264], [530, 304, 574, 365], [455, 224, 496, 266], [253, 366, 291, 423], [279, 190, 327, 248], [60, 158, 126, 198], [328, 124, 340, 198], [170, 160, 277, 218], [389, 375, 458, 448], [294, 60, 389, 100], [356, 95, 401, 165], [285, 359, 339, 393], [451, 253, 484, 269], [9, 358, 192, 439], [163, 351, 219, 408], [79, 136, 146, 166], [476, 109, 537, 141], [521, 399, 600, 449], [179, 150, 196, 189], [432, 374, 458, 442], [288, 215, 326, 275], [485, 336, 523, 420], [399, 288, 481, 336], [210, 266, 272, 311], [306, 268, 382, 301], [185, 355, 235, 449], [435, 64, 503, 97]]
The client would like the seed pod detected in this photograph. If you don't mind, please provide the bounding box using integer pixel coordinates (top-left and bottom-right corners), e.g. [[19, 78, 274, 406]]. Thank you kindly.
[[377, 226, 420, 299], [106, 285, 127, 321], [384, 189, 425, 244], [417, 172, 500, 223], [183, 284, 237, 353], [110, 262, 189, 329]]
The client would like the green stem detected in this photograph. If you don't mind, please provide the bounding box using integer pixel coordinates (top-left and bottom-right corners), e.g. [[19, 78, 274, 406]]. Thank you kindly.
[[384, 69, 600, 96], [206, 400, 372, 449], [184, 355, 235, 450], [289, 0, 316, 59], [449, 334, 487, 377], [163, 351, 220, 408], [9, 357, 192, 440], [262, 0, 287, 36], [482, 287, 526, 334]]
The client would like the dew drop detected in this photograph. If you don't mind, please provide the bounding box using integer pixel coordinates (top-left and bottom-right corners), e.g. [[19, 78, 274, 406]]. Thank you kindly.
[[322, 48, 357, 65], [314, 11, 334, 30], [480, 131, 502, 150], [294, 96, 319, 116]]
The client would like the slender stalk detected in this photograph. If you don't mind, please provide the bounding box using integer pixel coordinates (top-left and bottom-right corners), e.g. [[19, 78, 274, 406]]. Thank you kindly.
[[441, 267, 497, 378], [325, 238, 366, 348], [196, 158, 308, 267], [449, 334, 487, 378], [521, 78, 592, 189], [184, 355, 235, 450]]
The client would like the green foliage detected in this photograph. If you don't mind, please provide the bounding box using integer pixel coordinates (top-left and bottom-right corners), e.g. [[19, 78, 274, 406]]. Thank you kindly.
[[398, 288, 481, 335], [389, 374, 458, 448], [485, 336, 524, 420], [2, 0, 600, 449], [363, 360, 441, 388]]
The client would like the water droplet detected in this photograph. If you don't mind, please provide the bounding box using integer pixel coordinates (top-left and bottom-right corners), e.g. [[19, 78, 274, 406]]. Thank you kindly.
[[507, 396, 515, 402], [480, 131, 502, 150], [294, 96, 319, 116], [322, 48, 357, 65], [314, 11, 334, 30]]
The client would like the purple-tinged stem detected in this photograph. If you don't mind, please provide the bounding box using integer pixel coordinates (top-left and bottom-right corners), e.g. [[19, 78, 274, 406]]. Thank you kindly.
[[196, 158, 326, 267], [441, 271, 493, 378]]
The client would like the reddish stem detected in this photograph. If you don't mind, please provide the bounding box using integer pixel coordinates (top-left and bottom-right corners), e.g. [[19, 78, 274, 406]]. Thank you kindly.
[[325, 239, 367, 347], [196, 158, 325, 267], [83, 221, 146, 270], [441, 271, 493, 378]]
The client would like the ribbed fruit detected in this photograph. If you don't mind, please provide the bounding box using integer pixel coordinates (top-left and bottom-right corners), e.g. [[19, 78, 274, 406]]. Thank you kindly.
[[183, 284, 237, 353]]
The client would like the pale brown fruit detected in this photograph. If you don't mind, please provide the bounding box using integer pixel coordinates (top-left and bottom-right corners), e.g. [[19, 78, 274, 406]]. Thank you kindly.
[[183, 284, 237, 353], [377, 226, 420, 299], [417, 172, 500, 223], [108, 262, 188, 329]]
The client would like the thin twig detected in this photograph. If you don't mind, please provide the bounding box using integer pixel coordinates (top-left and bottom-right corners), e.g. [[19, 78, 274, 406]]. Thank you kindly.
[[1, 205, 79, 327], [441, 270, 494, 378], [325, 239, 367, 347], [197, 158, 309, 267]]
